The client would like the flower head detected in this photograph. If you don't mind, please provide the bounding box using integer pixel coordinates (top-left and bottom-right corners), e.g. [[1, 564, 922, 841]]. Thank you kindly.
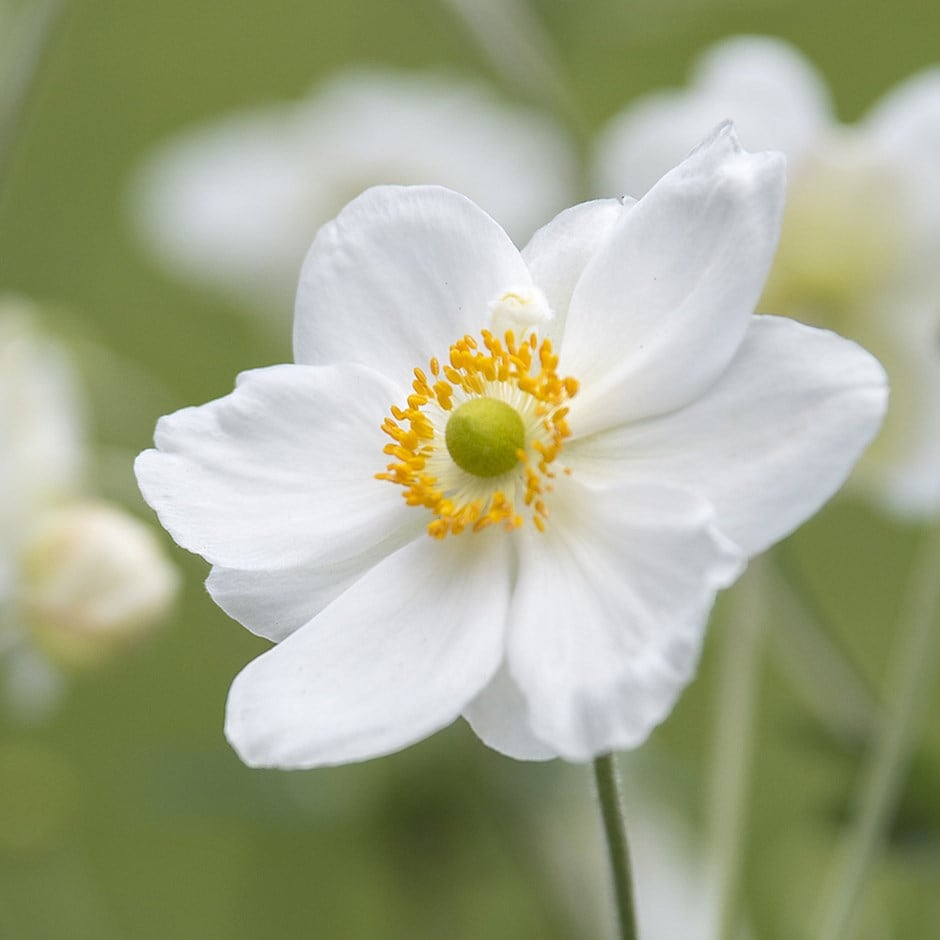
[[594, 36, 940, 516], [137, 126, 886, 768], [130, 68, 577, 313]]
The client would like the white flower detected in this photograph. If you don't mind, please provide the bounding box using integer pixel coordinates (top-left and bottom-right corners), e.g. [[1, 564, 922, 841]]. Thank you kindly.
[[136, 125, 886, 769], [0, 300, 179, 717], [130, 68, 578, 312], [594, 36, 940, 517]]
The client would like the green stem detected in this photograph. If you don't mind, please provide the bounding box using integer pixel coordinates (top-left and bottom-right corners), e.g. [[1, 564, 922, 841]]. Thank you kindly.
[[707, 558, 766, 940], [0, 0, 69, 195], [593, 753, 639, 940], [812, 525, 940, 940]]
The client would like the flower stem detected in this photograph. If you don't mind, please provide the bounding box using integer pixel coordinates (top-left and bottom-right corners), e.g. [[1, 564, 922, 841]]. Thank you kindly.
[[812, 524, 940, 940], [0, 0, 69, 194], [707, 558, 766, 940], [592, 753, 639, 940]]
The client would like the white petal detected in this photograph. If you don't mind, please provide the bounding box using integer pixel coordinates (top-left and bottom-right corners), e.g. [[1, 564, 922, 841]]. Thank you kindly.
[[506, 477, 743, 761], [863, 68, 940, 251], [593, 35, 830, 197], [293, 185, 531, 379], [563, 124, 786, 434], [129, 104, 314, 310], [206, 528, 415, 643], [521, 198, 633, 341], [571, 315, 888, 555], [135, 363, 416, 570], [208, 566, 342, 643], [848, 301, 940, 517], [689, 35, 830, 160], [224, 532, 511, 768], [865, 68, 940, 164], [463, 664, 557, 761]]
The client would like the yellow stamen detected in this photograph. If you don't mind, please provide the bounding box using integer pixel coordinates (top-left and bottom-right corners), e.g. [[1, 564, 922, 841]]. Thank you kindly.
[[376, 329, 578, 538]]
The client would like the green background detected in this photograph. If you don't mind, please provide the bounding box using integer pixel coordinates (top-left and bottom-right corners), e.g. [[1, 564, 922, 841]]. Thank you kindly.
[[1, 0, 938, 937]]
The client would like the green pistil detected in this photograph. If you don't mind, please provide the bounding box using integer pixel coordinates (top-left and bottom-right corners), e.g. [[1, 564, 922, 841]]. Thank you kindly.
[[445, 398, 525, 478]]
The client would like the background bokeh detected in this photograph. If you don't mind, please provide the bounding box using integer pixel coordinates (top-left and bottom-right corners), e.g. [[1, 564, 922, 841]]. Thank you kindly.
[[1, 0, 938, 937]]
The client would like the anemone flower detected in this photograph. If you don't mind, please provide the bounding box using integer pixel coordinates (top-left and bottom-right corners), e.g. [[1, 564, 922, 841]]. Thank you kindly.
[[137, 125, 886, 768]]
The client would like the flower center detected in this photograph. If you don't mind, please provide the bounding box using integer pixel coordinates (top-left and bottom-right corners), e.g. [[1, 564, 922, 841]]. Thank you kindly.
[[444, 398, 525, 478], [376, 329, 578, 538]]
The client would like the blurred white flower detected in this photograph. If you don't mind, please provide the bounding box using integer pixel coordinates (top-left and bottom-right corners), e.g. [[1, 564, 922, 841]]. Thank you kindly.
[[130, 68, 578, 312], [137, 126, 885, 770], [18, 501, 179, 667], [628, 811, 746, 940], [0, 299, 178, 720], [536, 766, 750, 940], [548, 791, 749, 940], [0, 301, 86, 592], [594, 36, 940, 517]]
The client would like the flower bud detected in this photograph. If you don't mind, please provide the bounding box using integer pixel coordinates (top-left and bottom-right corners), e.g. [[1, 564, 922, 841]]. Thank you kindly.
[[17, 500, 179, 667]]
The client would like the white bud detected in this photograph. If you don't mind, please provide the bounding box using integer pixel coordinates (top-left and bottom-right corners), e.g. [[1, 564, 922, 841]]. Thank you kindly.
[[17, 501, 179, 666]]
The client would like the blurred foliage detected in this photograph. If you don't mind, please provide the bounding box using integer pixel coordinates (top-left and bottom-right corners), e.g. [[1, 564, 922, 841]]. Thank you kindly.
[[1, 0, 938, 937]]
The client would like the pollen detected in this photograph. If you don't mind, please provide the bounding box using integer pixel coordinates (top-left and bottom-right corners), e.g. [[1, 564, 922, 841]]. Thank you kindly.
[[376, 329, 578, 538]]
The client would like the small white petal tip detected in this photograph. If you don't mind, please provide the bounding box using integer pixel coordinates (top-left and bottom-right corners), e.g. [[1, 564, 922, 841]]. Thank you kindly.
[[487, 285, 554, 335]]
